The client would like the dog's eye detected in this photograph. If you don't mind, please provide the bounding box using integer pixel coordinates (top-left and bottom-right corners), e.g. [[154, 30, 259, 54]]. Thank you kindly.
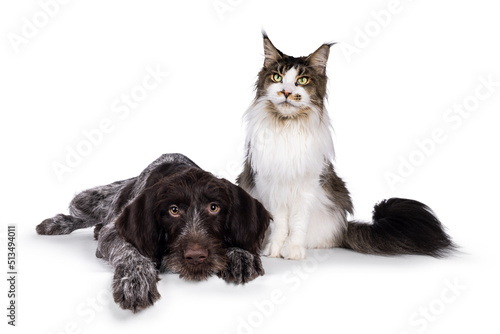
[[208, 203, 220, 214], [169, 205, 180, 217]]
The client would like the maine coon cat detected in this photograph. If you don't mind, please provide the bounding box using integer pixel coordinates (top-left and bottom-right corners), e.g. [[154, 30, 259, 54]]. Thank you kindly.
[[237, 33, 454, 260]]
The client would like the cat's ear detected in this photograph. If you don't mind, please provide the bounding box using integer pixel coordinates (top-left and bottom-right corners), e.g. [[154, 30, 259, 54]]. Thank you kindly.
[[262, 33, 283, 68], [307, 43, 335, 74]]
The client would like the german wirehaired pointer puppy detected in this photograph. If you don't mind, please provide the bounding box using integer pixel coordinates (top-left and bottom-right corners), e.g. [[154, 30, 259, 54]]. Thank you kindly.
[[36, 154, 271, 312]]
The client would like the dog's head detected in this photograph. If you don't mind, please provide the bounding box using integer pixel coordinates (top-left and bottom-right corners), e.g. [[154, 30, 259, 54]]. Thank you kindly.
[[115, 167, 270, 281]]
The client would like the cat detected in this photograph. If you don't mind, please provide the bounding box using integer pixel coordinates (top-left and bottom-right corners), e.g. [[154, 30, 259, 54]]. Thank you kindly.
[[237, 33, 454, 260]]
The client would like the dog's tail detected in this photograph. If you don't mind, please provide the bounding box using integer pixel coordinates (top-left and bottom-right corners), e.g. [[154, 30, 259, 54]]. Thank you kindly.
[[341, 198, 455, 257]]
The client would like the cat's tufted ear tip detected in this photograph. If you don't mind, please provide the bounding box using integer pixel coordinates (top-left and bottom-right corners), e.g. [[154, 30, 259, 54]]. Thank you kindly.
[[262, 33, 283, 67], [261, 29, 269, 40], [306, 43, 332, 74]]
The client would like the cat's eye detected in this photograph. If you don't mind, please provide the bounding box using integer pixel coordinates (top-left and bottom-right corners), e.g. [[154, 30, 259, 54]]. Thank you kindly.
[[208, 203, 220, 214], [169, 205, 180, 217], [296, 77, 309, 85], [272, 73, 283, 83]]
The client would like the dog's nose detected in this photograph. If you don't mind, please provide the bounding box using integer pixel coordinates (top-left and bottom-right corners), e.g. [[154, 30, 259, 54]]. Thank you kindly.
[[184, 244, 208, 265]]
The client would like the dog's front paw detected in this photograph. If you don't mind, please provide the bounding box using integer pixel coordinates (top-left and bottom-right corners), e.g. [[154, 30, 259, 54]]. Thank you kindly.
[[280, 243, 306, 260], [217, 248, 264, 284], [262, 241, 284, 258], [112, 262, 161, 312]]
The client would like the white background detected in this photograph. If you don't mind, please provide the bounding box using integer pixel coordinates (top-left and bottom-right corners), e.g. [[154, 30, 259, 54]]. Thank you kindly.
[[1, 0, 499, 333]]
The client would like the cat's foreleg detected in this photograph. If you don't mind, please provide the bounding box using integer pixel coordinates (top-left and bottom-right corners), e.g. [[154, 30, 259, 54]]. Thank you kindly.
[[262, 206, 289, 258], [279, 193, 312, 260]]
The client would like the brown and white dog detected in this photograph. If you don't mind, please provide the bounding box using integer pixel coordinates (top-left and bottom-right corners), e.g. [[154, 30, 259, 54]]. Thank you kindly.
[[37, 153, 271, 312]]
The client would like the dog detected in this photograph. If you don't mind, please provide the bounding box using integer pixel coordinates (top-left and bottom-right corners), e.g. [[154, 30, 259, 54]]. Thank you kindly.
[[36, 153, 271, 312]]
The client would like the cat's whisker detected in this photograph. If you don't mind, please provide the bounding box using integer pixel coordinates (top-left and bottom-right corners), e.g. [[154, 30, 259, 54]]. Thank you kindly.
[[237, 33, 454, 260]]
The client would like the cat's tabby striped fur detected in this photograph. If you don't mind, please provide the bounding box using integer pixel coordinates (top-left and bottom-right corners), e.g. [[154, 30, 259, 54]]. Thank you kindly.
[[237, 33, 454, 260]]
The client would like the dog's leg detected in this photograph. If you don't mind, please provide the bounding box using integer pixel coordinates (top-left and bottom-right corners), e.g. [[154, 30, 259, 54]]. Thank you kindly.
[[97, 224, 161, 312], [112, 261, 160, 313], [217, 248, 264, 284], [36, 214, 88, 235], [37, 178, 133, 236]]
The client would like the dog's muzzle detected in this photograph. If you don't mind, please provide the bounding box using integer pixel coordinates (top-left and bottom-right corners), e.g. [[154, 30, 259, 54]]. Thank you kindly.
[[184, 243, 208, 265]]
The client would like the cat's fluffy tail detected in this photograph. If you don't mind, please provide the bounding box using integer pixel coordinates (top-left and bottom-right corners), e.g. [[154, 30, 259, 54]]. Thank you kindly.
[[341, 198, 455, 257]]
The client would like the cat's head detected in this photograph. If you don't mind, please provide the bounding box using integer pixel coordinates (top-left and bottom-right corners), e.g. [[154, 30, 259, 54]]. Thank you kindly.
[[254, 33, 333, 120]]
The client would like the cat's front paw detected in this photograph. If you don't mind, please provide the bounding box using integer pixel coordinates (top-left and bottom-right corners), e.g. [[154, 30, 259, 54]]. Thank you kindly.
[[262, 241, 284, 258], [280, 243, 306, 260]]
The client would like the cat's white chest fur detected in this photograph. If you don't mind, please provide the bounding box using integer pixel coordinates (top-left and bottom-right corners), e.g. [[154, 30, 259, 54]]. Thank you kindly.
[[252, 120, 325, 178], [246, 99, 334, 175], [244, 99, 344, 258]]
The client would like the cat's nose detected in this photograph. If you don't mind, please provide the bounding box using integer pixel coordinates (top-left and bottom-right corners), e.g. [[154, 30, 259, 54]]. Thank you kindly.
[[282, 90, 292, 98]]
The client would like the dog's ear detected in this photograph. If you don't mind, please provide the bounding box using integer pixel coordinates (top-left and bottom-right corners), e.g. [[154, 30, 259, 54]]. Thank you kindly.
[[115, 186, 166, 265], [224, 181, 271, 254]]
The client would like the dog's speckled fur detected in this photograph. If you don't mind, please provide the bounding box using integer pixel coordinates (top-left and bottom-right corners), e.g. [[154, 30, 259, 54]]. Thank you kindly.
[[37, 154, 271, 312]]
